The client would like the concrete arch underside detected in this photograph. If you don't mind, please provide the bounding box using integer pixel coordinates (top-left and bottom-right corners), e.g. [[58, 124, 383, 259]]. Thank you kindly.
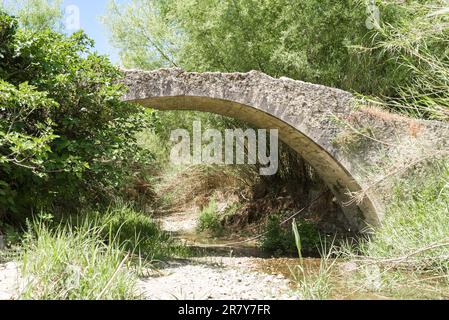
[[130, 95, 376, 230]]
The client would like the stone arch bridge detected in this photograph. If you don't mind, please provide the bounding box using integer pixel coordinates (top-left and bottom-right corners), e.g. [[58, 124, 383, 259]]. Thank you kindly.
[[122, 68, 449, 232]]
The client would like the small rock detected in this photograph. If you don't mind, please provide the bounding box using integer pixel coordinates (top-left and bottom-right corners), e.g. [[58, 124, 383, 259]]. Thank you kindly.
[[341, 262, 358, 272]]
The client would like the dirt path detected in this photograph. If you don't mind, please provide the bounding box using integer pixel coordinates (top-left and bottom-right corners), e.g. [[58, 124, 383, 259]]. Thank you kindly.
[[0, 262, 20, 300], [138, 257, 297, 300], [157, 208, 198, 234]]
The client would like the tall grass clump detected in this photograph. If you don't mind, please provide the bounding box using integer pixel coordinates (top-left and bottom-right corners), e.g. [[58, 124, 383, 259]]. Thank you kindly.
[[360, 1, 449, 121], [18, 204, 188, 300], [358, 160, 449, 273], [197, 198, 223, 237], [290, 219, 336, 300], [94, 204, 188, 259], [333, 162, 449, 298], [261, 215, 320, 256], [20, 217, 138, 300]]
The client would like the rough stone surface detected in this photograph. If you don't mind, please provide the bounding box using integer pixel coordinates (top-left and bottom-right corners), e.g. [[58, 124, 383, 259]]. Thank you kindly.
[[122, 68, 449, 231]]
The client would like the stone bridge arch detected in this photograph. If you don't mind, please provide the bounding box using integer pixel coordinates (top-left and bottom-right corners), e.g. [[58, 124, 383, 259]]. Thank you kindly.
[[122, 68, 449, 232]]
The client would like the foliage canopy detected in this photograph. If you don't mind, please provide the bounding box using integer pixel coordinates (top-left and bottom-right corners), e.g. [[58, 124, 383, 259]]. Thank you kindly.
[[0, 12, 151, 222]]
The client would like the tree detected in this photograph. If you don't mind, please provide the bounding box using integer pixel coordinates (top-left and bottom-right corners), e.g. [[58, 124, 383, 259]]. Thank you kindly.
[[104, 0, 448, 120], [104, 0, 388, 92], [1, 0, 64, 31], [102, 0, 180, 70], [0, 12, 151, 222]]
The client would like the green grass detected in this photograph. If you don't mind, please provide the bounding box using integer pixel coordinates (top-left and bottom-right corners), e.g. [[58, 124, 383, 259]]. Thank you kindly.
[[289, 220, 335, 300], [359, 161, 449, 272], [20, 218, 138, 300], [92, 204, 188, 260], [336, 160, 449, 297], [197, 198, 223, 237], [17, 204, 187, 300], [260, 214, 320, 256], [290, 259, 335, 300]]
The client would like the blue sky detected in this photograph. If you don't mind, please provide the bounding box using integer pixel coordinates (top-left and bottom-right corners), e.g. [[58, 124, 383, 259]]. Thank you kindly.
[[62, 0, 128, 64]]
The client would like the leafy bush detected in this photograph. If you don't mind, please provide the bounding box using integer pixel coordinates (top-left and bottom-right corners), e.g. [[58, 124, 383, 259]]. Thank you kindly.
[[1, 0, 64, 32], [0, 12, 152, 222], [261, 215, 320, 256], [197, 198, 223, 237]]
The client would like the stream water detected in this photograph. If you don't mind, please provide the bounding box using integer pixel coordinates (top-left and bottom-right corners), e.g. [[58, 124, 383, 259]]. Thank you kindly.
[[154, 209, 449, 300], [177, 232, 449, 300]]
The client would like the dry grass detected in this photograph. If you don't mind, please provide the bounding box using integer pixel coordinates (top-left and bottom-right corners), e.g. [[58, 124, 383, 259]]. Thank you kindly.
[[155, 164, 258, 211]]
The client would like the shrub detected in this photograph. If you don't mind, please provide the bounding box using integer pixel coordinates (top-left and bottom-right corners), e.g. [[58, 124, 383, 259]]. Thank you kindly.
[[0, 221, 21, 247], [0, 12, 152, 222], [197, 198, 223, 237], [94, 204, 188, 259], [361, 160, 449, 273]]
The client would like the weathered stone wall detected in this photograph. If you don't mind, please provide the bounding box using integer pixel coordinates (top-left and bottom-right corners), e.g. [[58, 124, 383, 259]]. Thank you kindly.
[[122, 68, 449, 231]]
